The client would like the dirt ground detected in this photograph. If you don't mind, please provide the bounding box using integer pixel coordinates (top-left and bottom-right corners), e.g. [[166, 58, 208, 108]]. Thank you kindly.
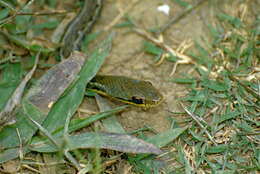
[[81, 0, 223, 133], [79, 0, 259, 134]]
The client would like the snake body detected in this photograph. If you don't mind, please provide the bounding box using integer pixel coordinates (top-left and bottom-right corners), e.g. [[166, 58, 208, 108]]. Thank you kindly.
[[61, 0, 163, 107], [88, 75, 163, 107]]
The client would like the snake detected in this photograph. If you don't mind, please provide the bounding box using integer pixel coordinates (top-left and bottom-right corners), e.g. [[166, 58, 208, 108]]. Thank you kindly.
[[60, 0, 163, 108]]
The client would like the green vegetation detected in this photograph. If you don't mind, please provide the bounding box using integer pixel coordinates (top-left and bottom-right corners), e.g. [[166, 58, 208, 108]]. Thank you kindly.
[[0, 0, 259, 173]]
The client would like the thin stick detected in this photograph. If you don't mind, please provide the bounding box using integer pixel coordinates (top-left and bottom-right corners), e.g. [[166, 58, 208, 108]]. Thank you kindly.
[[133, 28, 215, 76], [181, 103, 217, 146], [22, 164, 41, 173], [17, 10, 67, 16], [154, 53, 166, 66], [104, 0, 139, 31], [21, 160, 66, 166], [134, 28, 192, 63], [157, 0, 207, 34]]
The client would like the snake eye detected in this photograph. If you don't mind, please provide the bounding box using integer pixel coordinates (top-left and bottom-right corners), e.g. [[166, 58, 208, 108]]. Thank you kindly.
[[131, 96, 144, 104]]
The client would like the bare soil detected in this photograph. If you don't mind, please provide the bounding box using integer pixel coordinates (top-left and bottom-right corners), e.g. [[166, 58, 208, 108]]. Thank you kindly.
[[83, 0, 215, 132]]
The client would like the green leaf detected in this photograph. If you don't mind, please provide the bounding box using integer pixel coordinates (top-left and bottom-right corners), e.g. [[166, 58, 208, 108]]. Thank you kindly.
[[31, 19, 59, 30], [144, 41, 163, 56], [189, 129, 207, 142], [0, 8, 9, 20], [166, 54, 178, 62], [234, 121, 254, 133], [183, 90, 207, 102], [217, 13, 242, 28], [51, 105, 127, 136], [0, 52, 85, 161], [0, 63, 23, 110], [192, 42, 214, 68], [14, 12, 32, 33], [81, 31, 101, 53], [202, 79, 229, 92], [0, 147, 30, 163], [216, 110, 241, 124], [146, 127, 187, 148], [115, 21, 134, 28], [30, 132, 162, 155], [206, 144, 229, 154], [215, 170, 236, 174], [0, 99, 46, 149], [174, 0, 192, 8], [172, 77, 196, 84], [95, 95, 126, 133]]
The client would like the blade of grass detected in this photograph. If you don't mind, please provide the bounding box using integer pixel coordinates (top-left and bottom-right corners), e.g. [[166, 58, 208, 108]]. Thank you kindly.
[[0, 63, 23, 111], [146, 127, 188, 148], [95, 94, 126, 133], [29, 105, 128, 150], [30, 132, 162, 155], [0, 147, 30, 163], [53, 105, 128, 136]]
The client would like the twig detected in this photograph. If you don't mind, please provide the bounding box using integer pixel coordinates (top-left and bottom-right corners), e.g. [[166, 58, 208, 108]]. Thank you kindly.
[[134, 28, 192, 62], [204, 106, 219, 119], [21, 160, 66, 166], [133, 28, 214, 76], [104, 0, 139, 31], [154, 53, 166, 66], [157, 0, 208, 34], [21, 164, 40, 174], [181, 103, 217, 146], [16, 10, 67, 16]]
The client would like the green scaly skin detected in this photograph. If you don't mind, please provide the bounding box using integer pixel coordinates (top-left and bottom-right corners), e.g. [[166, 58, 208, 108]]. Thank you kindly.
[[87, 75, 163, 107]]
